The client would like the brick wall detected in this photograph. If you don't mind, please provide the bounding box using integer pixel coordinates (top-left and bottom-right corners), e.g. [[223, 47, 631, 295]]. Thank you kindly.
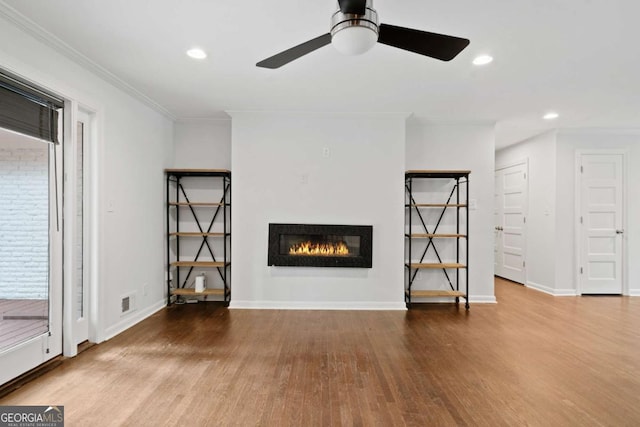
[[0, 143, 49, 300]]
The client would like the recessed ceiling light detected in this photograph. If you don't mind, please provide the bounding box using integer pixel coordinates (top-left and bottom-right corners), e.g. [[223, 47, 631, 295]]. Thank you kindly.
[[472, 55, 493, 66], [186, 48, 207, 59], [543, 112, 559, 120]]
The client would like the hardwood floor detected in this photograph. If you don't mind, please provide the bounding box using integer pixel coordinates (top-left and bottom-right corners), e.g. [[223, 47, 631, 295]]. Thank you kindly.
[[1, 278, 639, 426]]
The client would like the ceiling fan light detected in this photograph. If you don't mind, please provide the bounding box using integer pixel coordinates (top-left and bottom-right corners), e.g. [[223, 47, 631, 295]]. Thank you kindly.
[[332, 26, 378, 55], [330, 1, 379, 56]]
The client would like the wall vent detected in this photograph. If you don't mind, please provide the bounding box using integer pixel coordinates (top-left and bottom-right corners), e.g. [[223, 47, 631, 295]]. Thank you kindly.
[[120, 292, 136, 316]]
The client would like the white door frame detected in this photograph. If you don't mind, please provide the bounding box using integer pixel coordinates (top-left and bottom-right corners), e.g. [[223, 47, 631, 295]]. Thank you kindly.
[[574, 149, 628, 295], [76, 109, 90, 345], [494, 158, 529, 284], [62, 102, 100, 357]]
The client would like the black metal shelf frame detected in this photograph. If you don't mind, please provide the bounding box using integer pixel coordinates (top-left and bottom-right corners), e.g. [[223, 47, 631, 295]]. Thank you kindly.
[[405, 171, 470, 309], [166, 170, 231, 305]]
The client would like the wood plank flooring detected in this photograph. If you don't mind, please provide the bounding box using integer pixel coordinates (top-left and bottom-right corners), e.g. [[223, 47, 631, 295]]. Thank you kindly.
[[1, 278, 639, 426]]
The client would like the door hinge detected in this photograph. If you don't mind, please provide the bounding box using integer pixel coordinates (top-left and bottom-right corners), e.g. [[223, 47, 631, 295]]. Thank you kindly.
[[524, 172, 527, 179], [580, 165, 584, 173], [580, 267, 583, 274], [523, 217, 526, 224], [580, 216, 583, 224], [523, 261, 526, 267]]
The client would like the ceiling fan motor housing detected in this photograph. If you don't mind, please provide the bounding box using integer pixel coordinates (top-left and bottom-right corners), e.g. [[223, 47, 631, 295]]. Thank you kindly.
[[331, 0, 379, 54]]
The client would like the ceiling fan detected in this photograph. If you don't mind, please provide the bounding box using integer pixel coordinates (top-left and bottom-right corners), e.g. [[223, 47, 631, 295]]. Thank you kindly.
[[256, 0, 470, 69]]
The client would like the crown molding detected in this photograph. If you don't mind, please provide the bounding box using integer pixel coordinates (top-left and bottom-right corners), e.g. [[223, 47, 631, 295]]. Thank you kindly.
[[0, 1, 175, 120], [225, 110, 412, 120], [176, 115, 232, 123]]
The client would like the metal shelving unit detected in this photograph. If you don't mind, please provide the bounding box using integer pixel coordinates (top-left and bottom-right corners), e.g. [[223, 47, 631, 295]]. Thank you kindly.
[[405, 170, 469, 309], [165, 169, 231, 305]]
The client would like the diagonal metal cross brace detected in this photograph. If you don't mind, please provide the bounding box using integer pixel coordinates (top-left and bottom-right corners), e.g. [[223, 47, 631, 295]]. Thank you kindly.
[[178, 182, 230, 287], [407, 183, 458, 290]]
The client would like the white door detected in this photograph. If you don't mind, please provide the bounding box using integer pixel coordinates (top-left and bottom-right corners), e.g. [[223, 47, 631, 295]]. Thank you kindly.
[[579, 153, 624, 294], [0, 129, 63, 385], [495, 162, 528, 284]]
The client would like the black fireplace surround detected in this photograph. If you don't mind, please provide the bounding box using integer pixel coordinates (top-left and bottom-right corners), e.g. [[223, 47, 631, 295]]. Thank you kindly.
[[268, 223, 373, 268]]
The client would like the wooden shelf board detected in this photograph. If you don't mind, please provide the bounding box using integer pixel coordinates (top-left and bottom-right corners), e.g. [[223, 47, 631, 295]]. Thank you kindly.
[[405, 170, 470, 179], [408, 263, 466, 269], [171, 261, 230, 268], [408, 204, 467, 208], [410, 290, 466, 298], [407, 234, 466, 238], [169, 202, 224, 207], [165, 169, 230, 177], [169, 232, 225, 237], [170, 288, 224, 296], [165, 168, 230, 173]]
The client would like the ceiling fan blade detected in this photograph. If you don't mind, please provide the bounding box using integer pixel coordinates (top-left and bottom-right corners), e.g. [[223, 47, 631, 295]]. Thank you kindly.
[[337, 0, 367, 15], [256, 33, 332, 69], [378, 23, 470, 61]]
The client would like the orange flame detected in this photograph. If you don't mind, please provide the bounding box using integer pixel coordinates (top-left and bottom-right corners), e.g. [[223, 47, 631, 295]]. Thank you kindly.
[[289, 241, 350, 256]]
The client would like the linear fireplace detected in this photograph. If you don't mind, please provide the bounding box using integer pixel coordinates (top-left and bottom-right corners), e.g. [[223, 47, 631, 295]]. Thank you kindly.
[[268, 224, 373, 268]]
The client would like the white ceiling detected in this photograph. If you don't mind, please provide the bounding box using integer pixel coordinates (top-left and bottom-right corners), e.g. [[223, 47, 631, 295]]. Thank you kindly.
[[2, 0, 639, 148]]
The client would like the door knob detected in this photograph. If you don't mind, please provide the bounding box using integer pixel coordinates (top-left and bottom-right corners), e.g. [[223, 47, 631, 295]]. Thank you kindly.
[[616, 229, 624, 234]]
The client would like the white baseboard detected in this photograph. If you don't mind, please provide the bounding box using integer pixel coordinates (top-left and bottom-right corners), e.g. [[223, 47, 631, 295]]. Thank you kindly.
[[103, 299, 166, 341], [229, 300, 406, 310], [526, 281, 554, 295], [468, 295, 497, 304], [554, 289, 579, 296], [526, 281, 577, 296], [629, 289, 640, 297]]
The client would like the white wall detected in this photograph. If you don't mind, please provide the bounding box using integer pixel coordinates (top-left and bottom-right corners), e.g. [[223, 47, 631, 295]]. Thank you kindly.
[[406, 121, 496, 302], [100, 102, 172, 338], [230, 112, 406, 309], [556, 130, 640, 296], [495, 131, 559, 293], [0, 14, 174, 341], [173, 119, 231, 169]]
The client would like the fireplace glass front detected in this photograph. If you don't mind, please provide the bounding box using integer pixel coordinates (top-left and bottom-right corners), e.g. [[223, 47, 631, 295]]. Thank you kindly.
[[268, 224, 372, 268]]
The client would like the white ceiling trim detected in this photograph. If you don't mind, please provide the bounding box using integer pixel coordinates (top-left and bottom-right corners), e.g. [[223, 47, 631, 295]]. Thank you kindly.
[[0, 1, 175, 120], [224, 110, 413, 120], [175, 117, 232, 123], [407, 117, 497, 127], [558, 127, 640, 136]]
